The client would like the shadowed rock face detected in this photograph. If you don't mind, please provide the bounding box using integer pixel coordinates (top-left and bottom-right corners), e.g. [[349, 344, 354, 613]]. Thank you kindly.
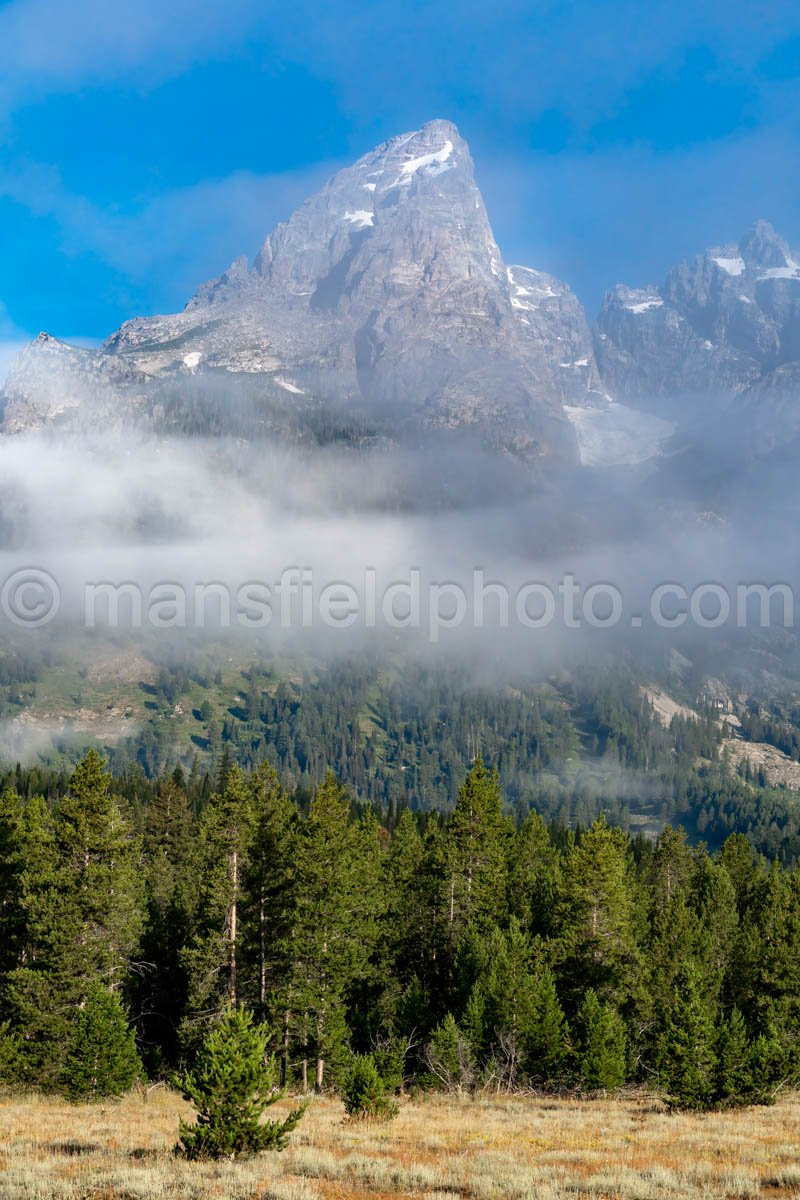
[[2, 120, 604, 467]]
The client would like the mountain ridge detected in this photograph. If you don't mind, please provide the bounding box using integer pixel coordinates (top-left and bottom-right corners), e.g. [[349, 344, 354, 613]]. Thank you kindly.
[[594, 219, 800, 417]]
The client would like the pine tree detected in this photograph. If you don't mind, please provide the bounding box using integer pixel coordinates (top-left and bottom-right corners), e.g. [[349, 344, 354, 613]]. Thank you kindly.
[[732, 866, 800, 1073], [143, 777, 195, 907], [658, 961, 718, 1110], [747, 1022, 790, 1105], [557, 817, 637, 1008], [466, 918, 538, 1084], [0, 1021, 21, 1085], [399, 818, 450, 1023], [240, 763, 300, 1083], [61, 983, 143, 1101], [461, 985, 486, 1057], [53, 751, 143, 987], [525, 961, 570, 1084], [649, 825, 694, 904], [443, 759, 510, 950], [344, 806, 388, 1056], [383, 809, 427, 987], [341, 1053, 399, 1121], [181, 767, 255, 1050], [1, 794, 59, 1077], [4, 756, 142, 1085], [715, 1007, 756, 1107], [0, 790, 25, 985], [508, 809, 560, 938], [718, 833, 759, 914], [692, 858, 738, 995], [176, 1006, 306, 1159], [577, 989, 626, 1092], [640, 893, 703, 1059], [291, 773, 374, 1091], [425, 1012, 475, 1092], [137, 777, 196, 1067]]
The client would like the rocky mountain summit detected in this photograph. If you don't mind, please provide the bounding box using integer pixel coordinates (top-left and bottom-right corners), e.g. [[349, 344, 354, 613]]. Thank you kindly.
[[1, 120, 610, 466]]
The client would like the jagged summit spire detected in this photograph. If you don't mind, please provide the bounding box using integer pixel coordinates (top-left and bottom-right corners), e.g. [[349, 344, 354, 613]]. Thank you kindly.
[[199, 116, 488, 307]]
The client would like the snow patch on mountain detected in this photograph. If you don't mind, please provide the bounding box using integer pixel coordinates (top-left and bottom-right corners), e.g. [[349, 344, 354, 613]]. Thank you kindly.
[[343, 210, 375, 228], [507, 266, 559, 309], [713, 255, 745, 276], [760, 257, 800, 280], [275, 377, 305, 395], [626, 297, 663, 314], [398, 139, 454, 178]]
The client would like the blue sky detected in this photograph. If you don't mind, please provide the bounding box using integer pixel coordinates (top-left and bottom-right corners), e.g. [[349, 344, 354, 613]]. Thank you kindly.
[[1, 0, 799, 367]]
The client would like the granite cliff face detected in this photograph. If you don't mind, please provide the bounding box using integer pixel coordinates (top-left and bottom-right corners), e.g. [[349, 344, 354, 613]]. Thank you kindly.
[[2, 120, 610, 466]]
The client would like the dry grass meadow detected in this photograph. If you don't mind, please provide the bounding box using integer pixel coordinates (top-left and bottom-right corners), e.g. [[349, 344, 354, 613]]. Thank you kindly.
[[0, 1087, 799, 1200]]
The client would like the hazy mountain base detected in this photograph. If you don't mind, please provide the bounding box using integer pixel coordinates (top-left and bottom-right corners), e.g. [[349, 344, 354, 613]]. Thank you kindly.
[[0, 419, 799, 860], [3, 626, 800, 860]]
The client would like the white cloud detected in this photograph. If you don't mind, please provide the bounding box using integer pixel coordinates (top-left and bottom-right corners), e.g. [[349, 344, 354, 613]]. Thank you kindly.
[[0, 0, 270, 111], [1, 0, 797, 132], [264, 0, 800, 135]]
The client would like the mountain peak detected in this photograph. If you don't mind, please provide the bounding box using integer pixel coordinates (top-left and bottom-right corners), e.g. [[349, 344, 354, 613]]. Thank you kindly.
[[368, 118, 465, 164], [418, 117, 461, 137], [3, 119, 591, 464], [594, 216, 800, 421], [385, 117, 463, 151]]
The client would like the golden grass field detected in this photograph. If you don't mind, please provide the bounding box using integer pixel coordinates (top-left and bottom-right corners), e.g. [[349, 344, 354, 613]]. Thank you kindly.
[[1, 1087, 799, 1200]]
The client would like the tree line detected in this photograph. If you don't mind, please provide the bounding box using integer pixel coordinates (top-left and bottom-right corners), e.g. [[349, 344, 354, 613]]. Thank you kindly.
[[0, 750, 798, 1111]]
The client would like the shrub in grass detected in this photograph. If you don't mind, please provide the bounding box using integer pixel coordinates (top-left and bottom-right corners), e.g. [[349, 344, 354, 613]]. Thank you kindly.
[[176, 1005, 306, 1160], [342, 1053, 399, 1121]]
